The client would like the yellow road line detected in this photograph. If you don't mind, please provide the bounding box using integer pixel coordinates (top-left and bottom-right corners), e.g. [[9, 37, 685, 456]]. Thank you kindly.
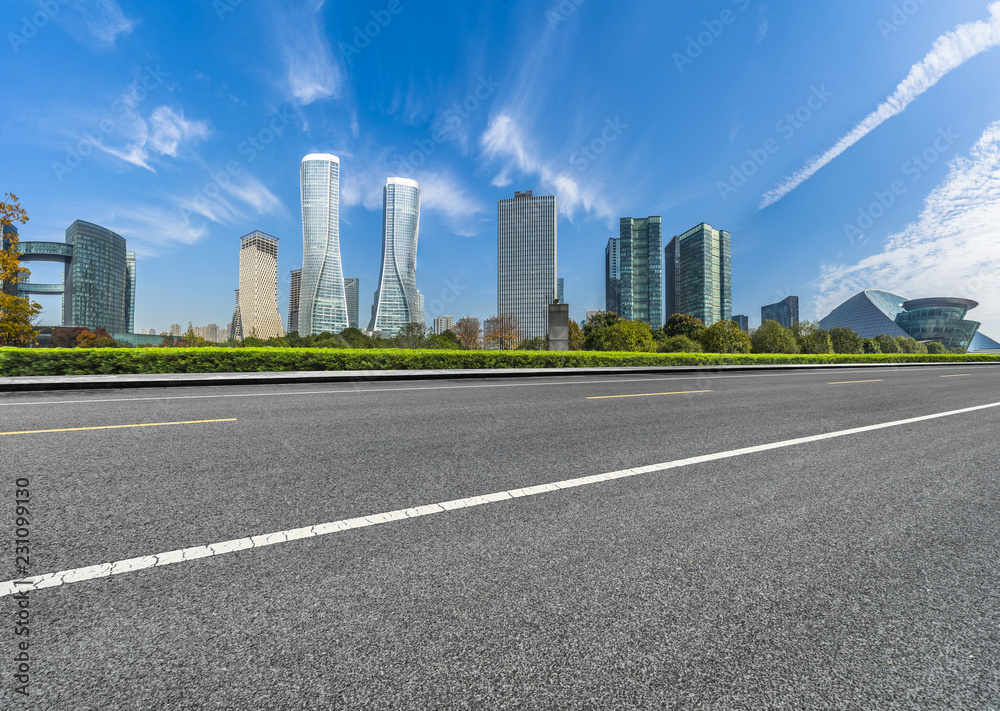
[[828, 379, 884, 385], [940, 374, 970, 378], [0, 419, 237, 436], [587, 390, 713, 400]]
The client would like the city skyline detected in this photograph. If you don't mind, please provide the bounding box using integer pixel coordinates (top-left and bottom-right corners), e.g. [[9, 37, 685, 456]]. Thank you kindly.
[[6, 1, 1000, 335]]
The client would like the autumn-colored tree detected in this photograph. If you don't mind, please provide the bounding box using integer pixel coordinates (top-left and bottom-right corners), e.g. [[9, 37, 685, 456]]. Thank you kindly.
[[454, 316, 482, 349], [0, 193, 42, 346], [484, 314, 521, 350], [76, 327, 118, 348], [51, 327, 87, 348]]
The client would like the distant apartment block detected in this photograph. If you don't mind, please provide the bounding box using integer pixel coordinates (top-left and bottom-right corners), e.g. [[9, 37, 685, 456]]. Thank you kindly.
[[761, 295, 799, 329], [498, 190, 557, 341], [605, 237, 621, 315], [586, 309, 600, 323], [433, 315, 455, 335], [288, 268, 301, 334], [139, 328, 157, 335], [665, 222, 731, 326], [618, 217, 663, 328], [344, 277, 359, 329], [731, 314, 749, 331], [231, 231, 284, 340], [170, 323, 182, 336]]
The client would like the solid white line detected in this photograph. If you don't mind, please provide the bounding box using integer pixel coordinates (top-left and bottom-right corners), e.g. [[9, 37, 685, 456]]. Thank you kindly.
[[3, 364, 992, 407], [3, 398, 999, 598]]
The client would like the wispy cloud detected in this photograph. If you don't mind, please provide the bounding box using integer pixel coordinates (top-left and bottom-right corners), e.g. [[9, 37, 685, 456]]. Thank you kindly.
[[761, 2, 1000, 209], [56, 0, 139, 48], [267, 4, 341, 105], [175, 173, 285, 226], [104, 204, 207, 256], [479, 114, 616, 221], [814, 119, 1000, 332], [96, 106, 210, 170], [756, 5, 770, 43]]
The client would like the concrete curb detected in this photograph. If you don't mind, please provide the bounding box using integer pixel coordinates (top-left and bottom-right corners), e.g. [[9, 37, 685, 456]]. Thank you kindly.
[[1, 360, 997, 392]]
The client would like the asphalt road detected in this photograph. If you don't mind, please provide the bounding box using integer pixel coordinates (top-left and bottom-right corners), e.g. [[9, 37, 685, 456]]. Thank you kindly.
[[2, 365, 999, 709]]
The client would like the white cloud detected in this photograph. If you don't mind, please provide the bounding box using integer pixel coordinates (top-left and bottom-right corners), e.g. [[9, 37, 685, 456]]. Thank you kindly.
[[761, 2, 1000, 209], [96, 105, 210, 171], [56, 0, 139, 48], [104, 204, 207, 256], [269, 6, 341, 105], [814, 119, 1000, 334], [479, 114, 616, 222], [175, 174, 286, 226]]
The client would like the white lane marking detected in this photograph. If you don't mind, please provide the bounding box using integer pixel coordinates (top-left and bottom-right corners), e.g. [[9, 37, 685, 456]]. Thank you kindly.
[[3, 398, 998, 598], [2, 364, 995, 407]]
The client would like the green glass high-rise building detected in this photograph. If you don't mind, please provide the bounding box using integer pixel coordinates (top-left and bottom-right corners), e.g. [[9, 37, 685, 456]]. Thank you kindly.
[[664, 222, 731, 326], [618, 217, 663, 328]]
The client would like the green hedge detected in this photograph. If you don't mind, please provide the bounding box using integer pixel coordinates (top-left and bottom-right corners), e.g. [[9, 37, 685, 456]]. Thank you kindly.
[[2, 347, 1000, 377]]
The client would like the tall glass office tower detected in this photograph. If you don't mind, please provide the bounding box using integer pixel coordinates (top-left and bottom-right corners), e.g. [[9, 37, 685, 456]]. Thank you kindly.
[[618, 217, 663, 329], [344, 277, 359, 330], [288, 268, 301, 334], [498, 190, 557, 341], [299, 153, 347, 335], [605, 237, 621, 314], [63, 220, 129, 332], [368, 178, 422, 334], [664, 222, 731, 326], [125, 251, 135, 333]]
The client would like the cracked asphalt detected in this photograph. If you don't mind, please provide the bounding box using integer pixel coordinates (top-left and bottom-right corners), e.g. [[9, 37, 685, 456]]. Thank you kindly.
[[2, 365, 999, 709]]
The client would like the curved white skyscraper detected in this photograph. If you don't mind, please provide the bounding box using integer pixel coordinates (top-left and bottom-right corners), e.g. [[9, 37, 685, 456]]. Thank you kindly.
[[299, 153, 348, 335], [368, 177, 422, 334]]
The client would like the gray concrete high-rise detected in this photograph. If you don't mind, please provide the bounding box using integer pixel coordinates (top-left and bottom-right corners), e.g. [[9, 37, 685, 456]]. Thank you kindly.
[[368, 178, 422, 334], [344, 277, 359, 329], [498, 190, 557, 341], [231, 231, 284, 340], [664, 222, 731, 326], [618, 217, 663, 329], [433, 315, 455, 335], [299, 153, 347, 335]]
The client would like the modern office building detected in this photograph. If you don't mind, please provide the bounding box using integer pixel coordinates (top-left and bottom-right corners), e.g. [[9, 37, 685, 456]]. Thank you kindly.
[[368, 178, 422, 334], [664, 222, 731, 326], [761, 295, 799, 329], [16, 220, 134, 332], [433, 315, 455, 335], [819, 289, 981, 350], [498, 190, 557, 341], [344, 277, 359, 329], [605, 237, 621, 315], [288, 268, 301, 334], [731, 314, 749, 331], [557, 277, 564, 304], [299, 153, 348, 335], [618, 217, 663, 328], [231, 231, 284, 341], [969, 331, 1000, 353]]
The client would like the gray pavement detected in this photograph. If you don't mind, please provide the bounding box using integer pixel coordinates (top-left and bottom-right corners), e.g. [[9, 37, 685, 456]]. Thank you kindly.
[[2, 365, 999, 708]]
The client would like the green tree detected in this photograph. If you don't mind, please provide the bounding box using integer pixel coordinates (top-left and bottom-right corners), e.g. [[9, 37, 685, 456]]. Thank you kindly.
[[393, 322, 427, 349], [873, 333, 900, 353], [427, 330, 463, 350], [829, 326, 864, 354], [895, 335, 927, 354], [862, 337, 882, 354], [925, 341, 947, 354], [517, 336, 547, 350], [0, 193, 42, 347], [568, 318, 584, 351], [663, 313, 705, 338], [701, 319, 752, 353], [658, 334, 702, 353], [792, 321, 833, 354], [603, 320, 655, 352], [582, 311, 622, 350], [183, 321, 209, 347], [339, 327, 372, 348], [751, 320, 799, 354]]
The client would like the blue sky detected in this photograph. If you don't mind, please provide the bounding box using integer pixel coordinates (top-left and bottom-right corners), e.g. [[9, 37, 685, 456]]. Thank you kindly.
[[4, 0, 1000, 336]]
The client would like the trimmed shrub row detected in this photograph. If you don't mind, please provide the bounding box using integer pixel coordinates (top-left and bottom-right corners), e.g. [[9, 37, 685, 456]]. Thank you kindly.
[[2, 347, 1000, 377]]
